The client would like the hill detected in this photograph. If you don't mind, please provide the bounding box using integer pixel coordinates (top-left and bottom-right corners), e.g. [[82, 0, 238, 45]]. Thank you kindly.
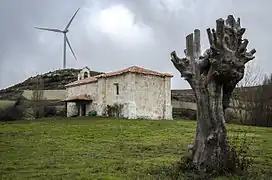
[[0, 68, 103, 100], [1, 117, 271, 179]]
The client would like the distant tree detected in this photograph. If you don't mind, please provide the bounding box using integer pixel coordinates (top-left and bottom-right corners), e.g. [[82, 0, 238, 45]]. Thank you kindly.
[[0, 97, 24, 121], [31, 75, 44, 101], [228, 62, 262, 124], [263, 73, 272, 85], [250, 73, 272, 127], [31, 75, 45, 118]]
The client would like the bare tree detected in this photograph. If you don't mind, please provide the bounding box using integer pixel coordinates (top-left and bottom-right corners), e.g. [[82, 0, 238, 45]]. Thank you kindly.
[[31, 75, 45, 118], [250, 74, 272, 127], [170, 15, 256, 171], [229, 64, 272, 127], [228, 62, 262, 124], [263, 73, 272, 85]]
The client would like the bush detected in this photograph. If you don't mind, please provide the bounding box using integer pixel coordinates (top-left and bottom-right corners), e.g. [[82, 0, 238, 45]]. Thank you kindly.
[[0, 97, 24, 121], [103, 103, 124, 118], [33, 105, 44, 118], [44, 106, 57, 117], [231, 73, 272, 127], [173, 108, 196, 120], [88, 111, 97, 116], [0, 105, 23, 121], [226, 132, 254, 177], [147, 154, 198, 179], [249, 84, 272, 127], [57, 108, 66, 117]]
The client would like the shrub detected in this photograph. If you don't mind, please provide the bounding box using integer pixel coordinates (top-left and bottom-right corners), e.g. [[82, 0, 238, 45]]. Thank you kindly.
[[103, 103, 124, 118], [0, 97, 24, 121], [44, 106, 57, 117], [227, 131, 254, 174], [88, 111, 97, 116], [0, 105, 23, 122], [57, 108, 66, 117], [231, 73, 272, 127], [33, 105, 44, 118]]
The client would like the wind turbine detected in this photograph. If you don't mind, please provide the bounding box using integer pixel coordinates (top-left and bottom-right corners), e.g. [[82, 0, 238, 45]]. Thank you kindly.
[[35, 8, 80, 69]]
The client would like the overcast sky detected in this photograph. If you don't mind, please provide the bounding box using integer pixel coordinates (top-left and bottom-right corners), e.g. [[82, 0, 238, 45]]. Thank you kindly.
[[0, 0, 271, 90]]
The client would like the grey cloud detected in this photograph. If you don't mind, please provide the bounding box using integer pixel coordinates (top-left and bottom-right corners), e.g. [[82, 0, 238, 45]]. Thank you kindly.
[[0, 0, 271, 90]]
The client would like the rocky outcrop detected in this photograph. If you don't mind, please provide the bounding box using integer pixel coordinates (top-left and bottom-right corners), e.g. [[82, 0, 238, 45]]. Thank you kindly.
[[0, 68, 103, 100]]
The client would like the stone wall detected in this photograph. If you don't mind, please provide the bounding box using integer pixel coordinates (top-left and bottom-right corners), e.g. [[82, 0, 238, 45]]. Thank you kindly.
[[135, 74, 172, 120], [170, 86, 271, 120], [171, 89, 196, 119], [97, 72, 172, 119], [66, 74, 132, 118], [171, 89, 195, 103], [66, 72, 172, 120], [98, 73, 133, 118], [66, 83, 98, 117]]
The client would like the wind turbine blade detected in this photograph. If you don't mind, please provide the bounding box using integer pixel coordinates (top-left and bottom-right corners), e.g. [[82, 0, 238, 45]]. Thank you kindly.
[[65, 34, 77, 60], [65, 8, 80, 30], [34, 27, 63, 33]]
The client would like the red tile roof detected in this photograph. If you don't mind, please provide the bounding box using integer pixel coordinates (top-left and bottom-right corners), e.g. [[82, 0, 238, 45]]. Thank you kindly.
[[100, 66, 173, 78], [65, 76, 98, 87], [65, 66, 173, 87]]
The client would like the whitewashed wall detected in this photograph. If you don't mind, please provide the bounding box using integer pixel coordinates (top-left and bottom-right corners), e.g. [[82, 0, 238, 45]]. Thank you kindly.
[[67, 102, 78, 117], [96, 73, 135, 118], [78, 67, 90, 80], [135, 74, 172, 120], [66, 72, 172, 120], [66, 82, 98, 117]]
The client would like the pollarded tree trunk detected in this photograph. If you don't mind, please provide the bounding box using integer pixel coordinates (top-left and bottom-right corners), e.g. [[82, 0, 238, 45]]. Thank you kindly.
[[170, 15, 256, 171]]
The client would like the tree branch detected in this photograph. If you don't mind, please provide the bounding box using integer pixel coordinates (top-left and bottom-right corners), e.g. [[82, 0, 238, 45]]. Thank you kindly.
[[242, 49, 256, 63], [216, 18, 225, 46], [170, 51, 193, 81], [171, 29, 206, 88], [194, 29, 201, 58]]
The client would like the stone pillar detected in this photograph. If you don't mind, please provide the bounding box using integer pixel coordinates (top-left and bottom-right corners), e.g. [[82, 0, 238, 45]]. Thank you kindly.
[[79, 104, 82, 116], [67, 102, 77, 117], [127, 73, 137, 119], [65, 102, 67, 117], [127, 102, 137, 119], [96, 78, 105, 116], [87, 71, 90, 78], [164, 77, 173, 120]]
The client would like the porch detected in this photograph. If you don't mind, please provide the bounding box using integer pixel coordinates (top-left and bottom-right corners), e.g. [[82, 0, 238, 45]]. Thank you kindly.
[[62, 94, 93, 117]]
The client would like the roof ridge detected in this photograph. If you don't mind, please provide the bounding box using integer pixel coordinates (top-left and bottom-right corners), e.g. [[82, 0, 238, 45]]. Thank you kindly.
[[65, 76, 98, 87], [65, 65, 173, 87]]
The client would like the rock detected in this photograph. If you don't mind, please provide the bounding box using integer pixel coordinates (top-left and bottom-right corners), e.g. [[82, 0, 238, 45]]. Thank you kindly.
[[0, 68, 103, 100]]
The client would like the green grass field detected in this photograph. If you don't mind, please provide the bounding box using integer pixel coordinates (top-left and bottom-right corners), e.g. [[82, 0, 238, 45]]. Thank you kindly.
[[1, 117, 272, 179], [0, 100, 15, 109]]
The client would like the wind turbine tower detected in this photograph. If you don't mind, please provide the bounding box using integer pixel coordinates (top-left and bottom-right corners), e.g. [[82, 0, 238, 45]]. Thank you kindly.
[[35, 8, 80, 69]]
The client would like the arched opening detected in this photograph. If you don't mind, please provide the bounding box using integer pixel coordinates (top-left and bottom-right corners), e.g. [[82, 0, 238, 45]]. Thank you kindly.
[[84, 72, 88, 79]]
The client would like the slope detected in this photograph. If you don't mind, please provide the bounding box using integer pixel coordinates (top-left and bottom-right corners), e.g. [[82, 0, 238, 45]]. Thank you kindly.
[[0, 68, 103, 100]]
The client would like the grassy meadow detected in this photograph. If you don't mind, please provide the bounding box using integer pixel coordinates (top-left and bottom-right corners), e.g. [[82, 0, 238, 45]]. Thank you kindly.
[[1, 117, 272, 179], [0, 100, 15, 109]]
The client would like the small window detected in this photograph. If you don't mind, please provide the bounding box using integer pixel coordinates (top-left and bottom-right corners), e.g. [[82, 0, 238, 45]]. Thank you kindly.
[[114, 83, 119, 95]]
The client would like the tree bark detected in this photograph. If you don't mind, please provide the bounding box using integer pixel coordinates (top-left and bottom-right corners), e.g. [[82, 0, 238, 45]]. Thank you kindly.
[[171, 15, 256, 171]]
